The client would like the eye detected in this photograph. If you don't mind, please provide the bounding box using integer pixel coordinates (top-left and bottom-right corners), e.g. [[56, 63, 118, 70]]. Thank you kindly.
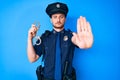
[[53, 16, 57, 19], [60, 15, 65, 19]]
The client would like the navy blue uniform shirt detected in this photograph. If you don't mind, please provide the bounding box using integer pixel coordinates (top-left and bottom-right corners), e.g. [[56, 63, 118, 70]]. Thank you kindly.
[[34, 29, 76, 79]]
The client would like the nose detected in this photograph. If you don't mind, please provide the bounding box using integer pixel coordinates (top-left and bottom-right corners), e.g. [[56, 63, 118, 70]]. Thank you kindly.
[[57, 17, 60, 22]]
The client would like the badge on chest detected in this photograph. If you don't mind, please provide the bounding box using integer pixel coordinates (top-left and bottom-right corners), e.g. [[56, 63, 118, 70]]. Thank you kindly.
[[63, 35, 68, 41]]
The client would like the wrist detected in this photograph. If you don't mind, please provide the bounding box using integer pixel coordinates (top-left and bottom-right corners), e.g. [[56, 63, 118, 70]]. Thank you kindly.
[[28, 37, 33, 41]]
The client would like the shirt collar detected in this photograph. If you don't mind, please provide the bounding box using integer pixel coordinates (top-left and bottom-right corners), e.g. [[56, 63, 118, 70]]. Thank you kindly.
[[52, 29, 65, 34]]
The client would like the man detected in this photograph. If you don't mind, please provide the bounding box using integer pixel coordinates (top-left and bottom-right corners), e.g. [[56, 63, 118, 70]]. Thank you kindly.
[[27, 2, 93, 80]]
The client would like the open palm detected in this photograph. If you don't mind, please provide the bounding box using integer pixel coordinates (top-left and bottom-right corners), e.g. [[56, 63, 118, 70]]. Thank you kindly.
[[72, 16, 93, 49]]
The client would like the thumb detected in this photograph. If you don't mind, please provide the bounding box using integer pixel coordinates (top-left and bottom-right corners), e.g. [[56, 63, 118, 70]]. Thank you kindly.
[[72, 32, 77, 41], [72, 32, 77, 36]]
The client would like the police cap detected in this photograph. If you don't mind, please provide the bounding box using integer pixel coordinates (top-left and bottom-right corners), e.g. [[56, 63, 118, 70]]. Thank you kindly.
[[46, 2, 69, 18]]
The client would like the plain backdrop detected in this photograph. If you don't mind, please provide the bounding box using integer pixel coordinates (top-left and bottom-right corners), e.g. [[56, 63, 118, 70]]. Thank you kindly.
[[0, 0, 119, 80]]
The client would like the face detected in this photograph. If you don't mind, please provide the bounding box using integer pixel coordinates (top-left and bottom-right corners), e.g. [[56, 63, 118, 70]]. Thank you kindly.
[[51, 13, 66, 29]]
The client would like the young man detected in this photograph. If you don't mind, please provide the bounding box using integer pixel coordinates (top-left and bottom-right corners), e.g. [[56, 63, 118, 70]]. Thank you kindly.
[[27, 2, 93, 80]]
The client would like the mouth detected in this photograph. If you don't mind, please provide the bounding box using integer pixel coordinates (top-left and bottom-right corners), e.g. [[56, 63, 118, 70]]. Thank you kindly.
[[56, 22, 61, 25]]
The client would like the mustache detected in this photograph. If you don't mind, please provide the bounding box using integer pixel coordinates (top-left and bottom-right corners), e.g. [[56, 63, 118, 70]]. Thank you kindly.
[[56, 22, 61, 24], [53, 26, 64, 29]]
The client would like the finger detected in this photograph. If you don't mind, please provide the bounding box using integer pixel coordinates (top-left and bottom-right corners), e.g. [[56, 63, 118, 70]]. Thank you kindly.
[[31, 24, 37, 32], [34, 27, 38, 32], [31, 25, 38, 32], [32, 23, 40, 31], [37, 25, 40, 30], [29, 27, 37, 35], [72, 32, 78, 44], [32, 24, 39, 31], [72, 32, 77, 36], [32, 24, 36, 27], [83, 17, 87, 31], [31, 31, 36, 36], [80, 16, 84, 32], [30, 29, 35, 35], [77, 18, 81, 34], [86, 22, 92, 32]]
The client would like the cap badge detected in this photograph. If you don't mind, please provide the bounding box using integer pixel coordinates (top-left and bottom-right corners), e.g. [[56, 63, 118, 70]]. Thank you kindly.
[[63, 35, 68, 41], [56, 4, 60, 8]]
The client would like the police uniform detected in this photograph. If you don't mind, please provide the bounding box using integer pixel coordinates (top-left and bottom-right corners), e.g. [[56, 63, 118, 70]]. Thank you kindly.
[[34, 2, 76, 80]]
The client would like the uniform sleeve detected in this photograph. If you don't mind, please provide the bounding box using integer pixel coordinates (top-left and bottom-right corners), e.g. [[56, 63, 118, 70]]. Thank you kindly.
[[34, 30, 50, 57], [33, 38, 44, 57]]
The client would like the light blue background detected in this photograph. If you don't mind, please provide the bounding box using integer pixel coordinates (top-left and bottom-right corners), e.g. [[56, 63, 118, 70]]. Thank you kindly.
[[0, 0, 119, 80]]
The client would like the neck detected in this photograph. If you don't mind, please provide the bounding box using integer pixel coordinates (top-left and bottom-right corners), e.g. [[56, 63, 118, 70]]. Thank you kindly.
[[54, 27, 64, 32]]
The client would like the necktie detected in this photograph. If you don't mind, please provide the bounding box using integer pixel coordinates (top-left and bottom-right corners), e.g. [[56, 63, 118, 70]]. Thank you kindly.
[[55, 32, 61, 80]]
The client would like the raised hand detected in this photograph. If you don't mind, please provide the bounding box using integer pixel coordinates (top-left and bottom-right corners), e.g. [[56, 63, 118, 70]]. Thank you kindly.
[[72, 16, 93, 49], [28, 24, 40, 40]]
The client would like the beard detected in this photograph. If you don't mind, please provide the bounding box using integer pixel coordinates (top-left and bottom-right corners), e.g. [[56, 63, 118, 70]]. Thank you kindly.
[[53, 22, 64, 29], [53, 25, 64, 29]]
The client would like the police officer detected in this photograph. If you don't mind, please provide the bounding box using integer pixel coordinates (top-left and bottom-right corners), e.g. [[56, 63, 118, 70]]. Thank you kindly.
[[27, 2, 93, 80]]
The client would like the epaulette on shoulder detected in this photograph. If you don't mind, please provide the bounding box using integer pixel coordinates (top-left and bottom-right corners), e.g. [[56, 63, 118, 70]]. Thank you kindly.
[[41, 30, 51, 38], [67, 29, 71, 32], [67, 29, 72, 33]]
